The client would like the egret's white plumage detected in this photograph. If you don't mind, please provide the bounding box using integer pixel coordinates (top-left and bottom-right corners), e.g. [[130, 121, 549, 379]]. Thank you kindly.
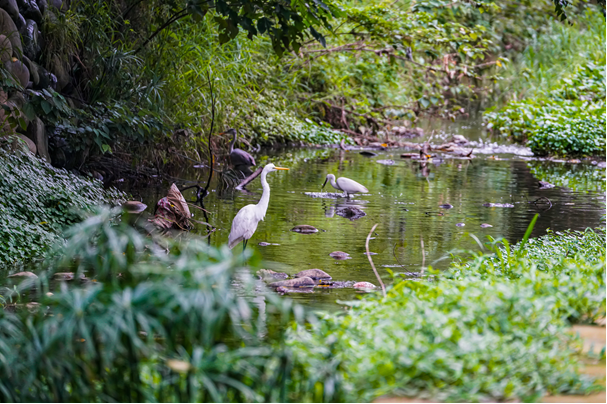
[[228, 163, 289, 250], [322, 173, 368, 197]]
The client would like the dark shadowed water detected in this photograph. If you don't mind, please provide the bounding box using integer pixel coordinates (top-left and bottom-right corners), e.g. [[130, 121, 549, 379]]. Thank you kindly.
[[129, 123, 606, 312]]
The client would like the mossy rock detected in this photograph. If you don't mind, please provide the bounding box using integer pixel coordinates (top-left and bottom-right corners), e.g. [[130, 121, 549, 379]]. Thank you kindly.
[[4, 58, 29, 87], [0, 33, 12, 63], [0, 8, 22, 55]]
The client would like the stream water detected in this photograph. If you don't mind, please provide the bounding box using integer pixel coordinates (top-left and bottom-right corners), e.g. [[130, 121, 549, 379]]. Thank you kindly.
[[128, 120, 606, 312]]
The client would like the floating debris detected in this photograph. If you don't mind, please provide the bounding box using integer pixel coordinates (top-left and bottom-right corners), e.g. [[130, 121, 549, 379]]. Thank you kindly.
[[258, 242, 280, 246], [538, 181, 555, 189], [439, 203, 453, 209], [364, 252, 378, 255], [257, 269, 288, 280], [275, 286, 314, 294], [353, 282, 376, 289], [359, 151, 377, 157], [482, 203, 514, 208], [123, 201, 147, 214], [336, 206, 366, 220], [376, 159, 395, 165], [295, 269, 332, 280], [304, 192, 343, 199], [270, 277, 315, 288], [329, 251, 351, 260], [290, 225, 319, 233], [480, 223, 493, 228], [456, 223, 466, 227]]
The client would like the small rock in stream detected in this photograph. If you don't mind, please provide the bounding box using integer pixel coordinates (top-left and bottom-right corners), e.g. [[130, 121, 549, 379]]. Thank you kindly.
[[376, 159, 395, 165], [290, 225, 319, 233], [359, 151, 377, 157], [295, 269, 332, 280], [439, 203, 453, 209], [480, 223, 493, 228], [353, 282, 376, 289], [538, 181, 555, 189], [456, 223, 466, 227], [257, 269, 289, 280], [275, 286, 314, 295], [270, 277, 315, 288], [258, 242, 280, 246], [329, 251, 351, 260], [8, 271, 38, 279]]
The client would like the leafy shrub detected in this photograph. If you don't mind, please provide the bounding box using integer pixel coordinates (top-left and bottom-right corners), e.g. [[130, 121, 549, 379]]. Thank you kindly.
[[0, 146, 126, 264], [287, 227, 605, 402], [0, 208, 316, 402]]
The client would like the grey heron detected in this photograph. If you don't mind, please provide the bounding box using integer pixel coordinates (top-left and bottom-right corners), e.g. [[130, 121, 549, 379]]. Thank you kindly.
[[228, 163, 289, 251], [221, 128, 256, 172], [322, 174, 369, 198]]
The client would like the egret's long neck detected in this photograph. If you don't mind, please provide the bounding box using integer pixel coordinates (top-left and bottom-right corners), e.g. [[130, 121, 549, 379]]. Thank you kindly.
[[229, 131, 237, 153], [330, 176, 338, 190], [257, 171, 271, 218]]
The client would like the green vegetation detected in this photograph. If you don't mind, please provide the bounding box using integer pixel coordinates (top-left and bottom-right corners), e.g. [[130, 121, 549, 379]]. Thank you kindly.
[[287, 225, 606, 402], [0, 144, 125, 264], [485, 8, 606, 156], [2, 209, 603, 402]]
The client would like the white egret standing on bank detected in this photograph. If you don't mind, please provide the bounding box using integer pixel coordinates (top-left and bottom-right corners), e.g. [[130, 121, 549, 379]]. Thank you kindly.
[[228, 163, 289, 251], [322, 174, 369, 198]]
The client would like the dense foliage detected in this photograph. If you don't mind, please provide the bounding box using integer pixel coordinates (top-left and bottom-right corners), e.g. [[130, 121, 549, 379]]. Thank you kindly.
[[484, 9, 606, 156], [0, 144, 125, 264], [286, 226, 606, 402]]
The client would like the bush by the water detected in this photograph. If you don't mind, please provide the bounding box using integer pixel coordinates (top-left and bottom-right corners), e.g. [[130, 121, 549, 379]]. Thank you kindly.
[[0, 145, 126, 264], [1, 209, 603, 402], [527, 161, 606, 193], [287, 226, 605, 402], [484, 7, 606, 157]]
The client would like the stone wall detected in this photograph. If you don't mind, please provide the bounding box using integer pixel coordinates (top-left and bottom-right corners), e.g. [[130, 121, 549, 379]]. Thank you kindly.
[[1, 0, 69, 162]]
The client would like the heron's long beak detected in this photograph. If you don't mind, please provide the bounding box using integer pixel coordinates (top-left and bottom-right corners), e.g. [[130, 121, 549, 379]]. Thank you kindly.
[[275, 167, 289, 170], [321, 178, 328, 189]]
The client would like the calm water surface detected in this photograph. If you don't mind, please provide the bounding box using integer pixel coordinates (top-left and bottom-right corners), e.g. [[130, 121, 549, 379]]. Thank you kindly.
[[129, 124, 606, 312]]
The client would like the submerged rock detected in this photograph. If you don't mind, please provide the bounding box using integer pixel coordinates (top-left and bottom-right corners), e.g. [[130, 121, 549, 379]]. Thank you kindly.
[[538, 180, 555, 189], [290, 225, 318, 233], [329, 251, 350, 260], [482, 202, 514, 208], [359, 151, 377, 157], [295, 269, 331, 280], [275, 286, 314, 295], [270, 277, 315, 288], [257, 269, 288, 280], [480, 223, 493, 228], [353, 282, 376, 289], [336, 206, 366, 220], [316, 280, 356, 289], [456, 223, 465, 227], [439, 203, 453, 209]]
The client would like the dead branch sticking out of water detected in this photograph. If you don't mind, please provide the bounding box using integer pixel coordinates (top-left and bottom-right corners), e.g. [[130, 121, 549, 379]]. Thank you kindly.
[[236, 167, 263, 190], [420, 234, 426, 276], [366, 223, 386, 297], [203, 71, 215, 195]]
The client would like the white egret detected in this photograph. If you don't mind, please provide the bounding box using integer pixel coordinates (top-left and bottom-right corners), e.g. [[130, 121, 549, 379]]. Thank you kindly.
[[228, 163, 289, 251], [322, 174, 369, 198]]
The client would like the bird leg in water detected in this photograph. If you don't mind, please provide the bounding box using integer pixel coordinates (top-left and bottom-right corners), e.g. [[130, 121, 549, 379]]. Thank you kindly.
[[243, 239, 248, 254]]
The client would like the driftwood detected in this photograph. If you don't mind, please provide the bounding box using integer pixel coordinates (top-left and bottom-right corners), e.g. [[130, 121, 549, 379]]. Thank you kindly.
[[236, 167, 263, 190]]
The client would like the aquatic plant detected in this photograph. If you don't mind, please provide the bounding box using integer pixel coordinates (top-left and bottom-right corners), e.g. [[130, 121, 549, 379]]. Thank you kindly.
[[528, 161, 607, 193], [287, 226, 605, 402], [0, 146, 126, 264]]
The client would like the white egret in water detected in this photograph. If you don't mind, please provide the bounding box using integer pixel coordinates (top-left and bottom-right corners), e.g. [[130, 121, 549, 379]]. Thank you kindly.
[[220, 128, 256, 171], [228, 163, 289, 251], [322, 174, 369, 198]]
